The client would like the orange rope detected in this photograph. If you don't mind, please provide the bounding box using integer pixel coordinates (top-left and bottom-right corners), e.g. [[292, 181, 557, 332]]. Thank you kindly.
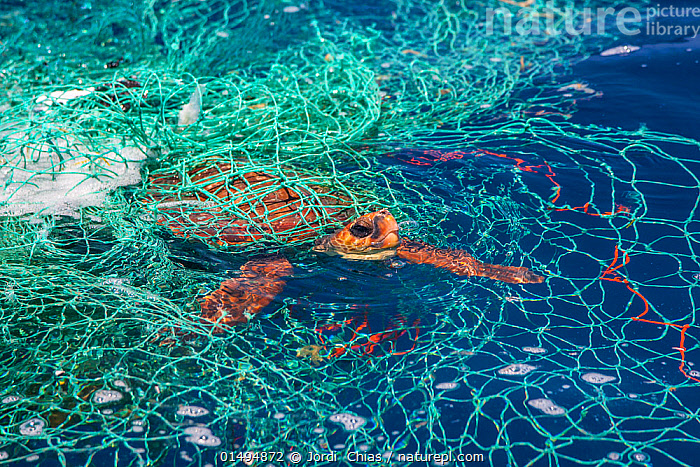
[[315, 314, 421, 359], [600, 246, 699, 384], [403, 148, 694, 382]]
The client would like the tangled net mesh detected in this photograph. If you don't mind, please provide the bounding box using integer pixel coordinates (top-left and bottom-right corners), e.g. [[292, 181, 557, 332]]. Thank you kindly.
[[2, 0, 700, 465]]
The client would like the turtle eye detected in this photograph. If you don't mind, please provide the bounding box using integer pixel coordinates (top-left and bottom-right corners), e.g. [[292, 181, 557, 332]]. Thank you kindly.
[[349, 222, 373, 238]]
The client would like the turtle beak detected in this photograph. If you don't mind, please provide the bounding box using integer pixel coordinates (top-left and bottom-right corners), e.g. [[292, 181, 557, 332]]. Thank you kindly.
[[314, 209, 401, 258], [369, 209, 400, 249]]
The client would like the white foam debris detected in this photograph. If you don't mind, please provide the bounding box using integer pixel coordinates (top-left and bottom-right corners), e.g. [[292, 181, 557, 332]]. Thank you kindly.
[[283, 6, 300, 13], [0, 451, 8, 460], [177, 405, 210, 417], [19, 418, 45, 436], [498, 363, 536, 376], [601, 45, 640, 57], [527, 398, 566, 416], [557, 83, 596, 94], [112, 379, 130, 391], [522, 346, 547, 354], [178, 84, 205, 126], [581, 372, 616, 384], [2, 395, 20, 404], [0, 134, 147, 217], [329, 413, 367, 431], [34, 88, 94, 111], [435, 382, 459, 390], [183, 426, 222, 447], [102, 282, 161, 301], [92, 389, 123, 405], [131, 419, 144, 433]]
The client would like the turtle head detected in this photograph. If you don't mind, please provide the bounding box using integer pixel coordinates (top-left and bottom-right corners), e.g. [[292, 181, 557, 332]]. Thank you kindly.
[[314, 209, 400, 260]]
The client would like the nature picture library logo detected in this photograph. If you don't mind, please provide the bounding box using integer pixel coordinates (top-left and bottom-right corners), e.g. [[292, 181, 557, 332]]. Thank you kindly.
[[485, 2, 700, 38]]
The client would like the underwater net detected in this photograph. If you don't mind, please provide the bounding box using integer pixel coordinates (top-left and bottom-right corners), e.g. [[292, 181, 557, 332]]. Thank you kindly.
[[2, 0, 700, 465]]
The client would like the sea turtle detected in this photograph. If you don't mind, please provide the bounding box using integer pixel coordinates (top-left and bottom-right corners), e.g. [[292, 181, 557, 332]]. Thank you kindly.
[[145, 162, 543, 333]]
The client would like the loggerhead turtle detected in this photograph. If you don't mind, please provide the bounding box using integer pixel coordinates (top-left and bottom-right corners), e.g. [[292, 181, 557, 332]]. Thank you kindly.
[[146, 162, 543, 332]]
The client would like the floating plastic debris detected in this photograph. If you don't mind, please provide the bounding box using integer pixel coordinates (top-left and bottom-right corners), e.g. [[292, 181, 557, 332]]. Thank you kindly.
[[435, 382, 459, 390], [273, 412, 286, 420], [498, 363, 536, 376], [557, 83, 596, 94], [131, 423, 144, 433], [527, 398, 566, 416], [20, 418, 45, 436], [92, 389, 124, 405], [312, 427, 325, 434], [630, 451, 649, 462], [34, 89, 94, 111], [606, 452, 621, 461], [600, 45, 640, 56], [177, 405, 210, 417], [112, 380, 129, 390], [0, 143, 147, 217], [329, 413, 367, 431], [0, 452, 7, 460], [178, 84, 205, 127], [26, 454, 39, 462], [283, 5, 300, 13], [522, 346, 547, 354], [183, 426, 221, 447], [581, 372, 616, 384], [2, 395, 20, 404]]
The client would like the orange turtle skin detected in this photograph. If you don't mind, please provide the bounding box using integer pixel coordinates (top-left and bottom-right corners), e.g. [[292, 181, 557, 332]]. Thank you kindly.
[[395, 240, 544, 284], [198, 210, 543, 332], [146, 163, 354, 333], [315, 210, 544, 284], [199, 257, 293, 330], [312, 209, 401, 254], [147, 167, 542, 332], [147, 164, 352, 246]]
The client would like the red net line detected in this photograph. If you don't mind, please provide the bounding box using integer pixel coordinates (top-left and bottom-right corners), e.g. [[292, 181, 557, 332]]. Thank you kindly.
[[401, 146, 698, 384]]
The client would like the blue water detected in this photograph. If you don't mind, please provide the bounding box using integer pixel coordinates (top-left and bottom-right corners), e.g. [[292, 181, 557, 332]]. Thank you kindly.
[[6, 1, 700, 466]]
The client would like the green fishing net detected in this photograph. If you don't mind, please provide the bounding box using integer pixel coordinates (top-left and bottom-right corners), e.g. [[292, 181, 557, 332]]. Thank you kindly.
[[2, 0, 699, 465]]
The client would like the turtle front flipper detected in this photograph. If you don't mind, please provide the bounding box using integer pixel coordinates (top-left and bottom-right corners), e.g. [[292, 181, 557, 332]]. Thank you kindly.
[[396, 239, 544, 284], [199, 256, 293, 332]]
